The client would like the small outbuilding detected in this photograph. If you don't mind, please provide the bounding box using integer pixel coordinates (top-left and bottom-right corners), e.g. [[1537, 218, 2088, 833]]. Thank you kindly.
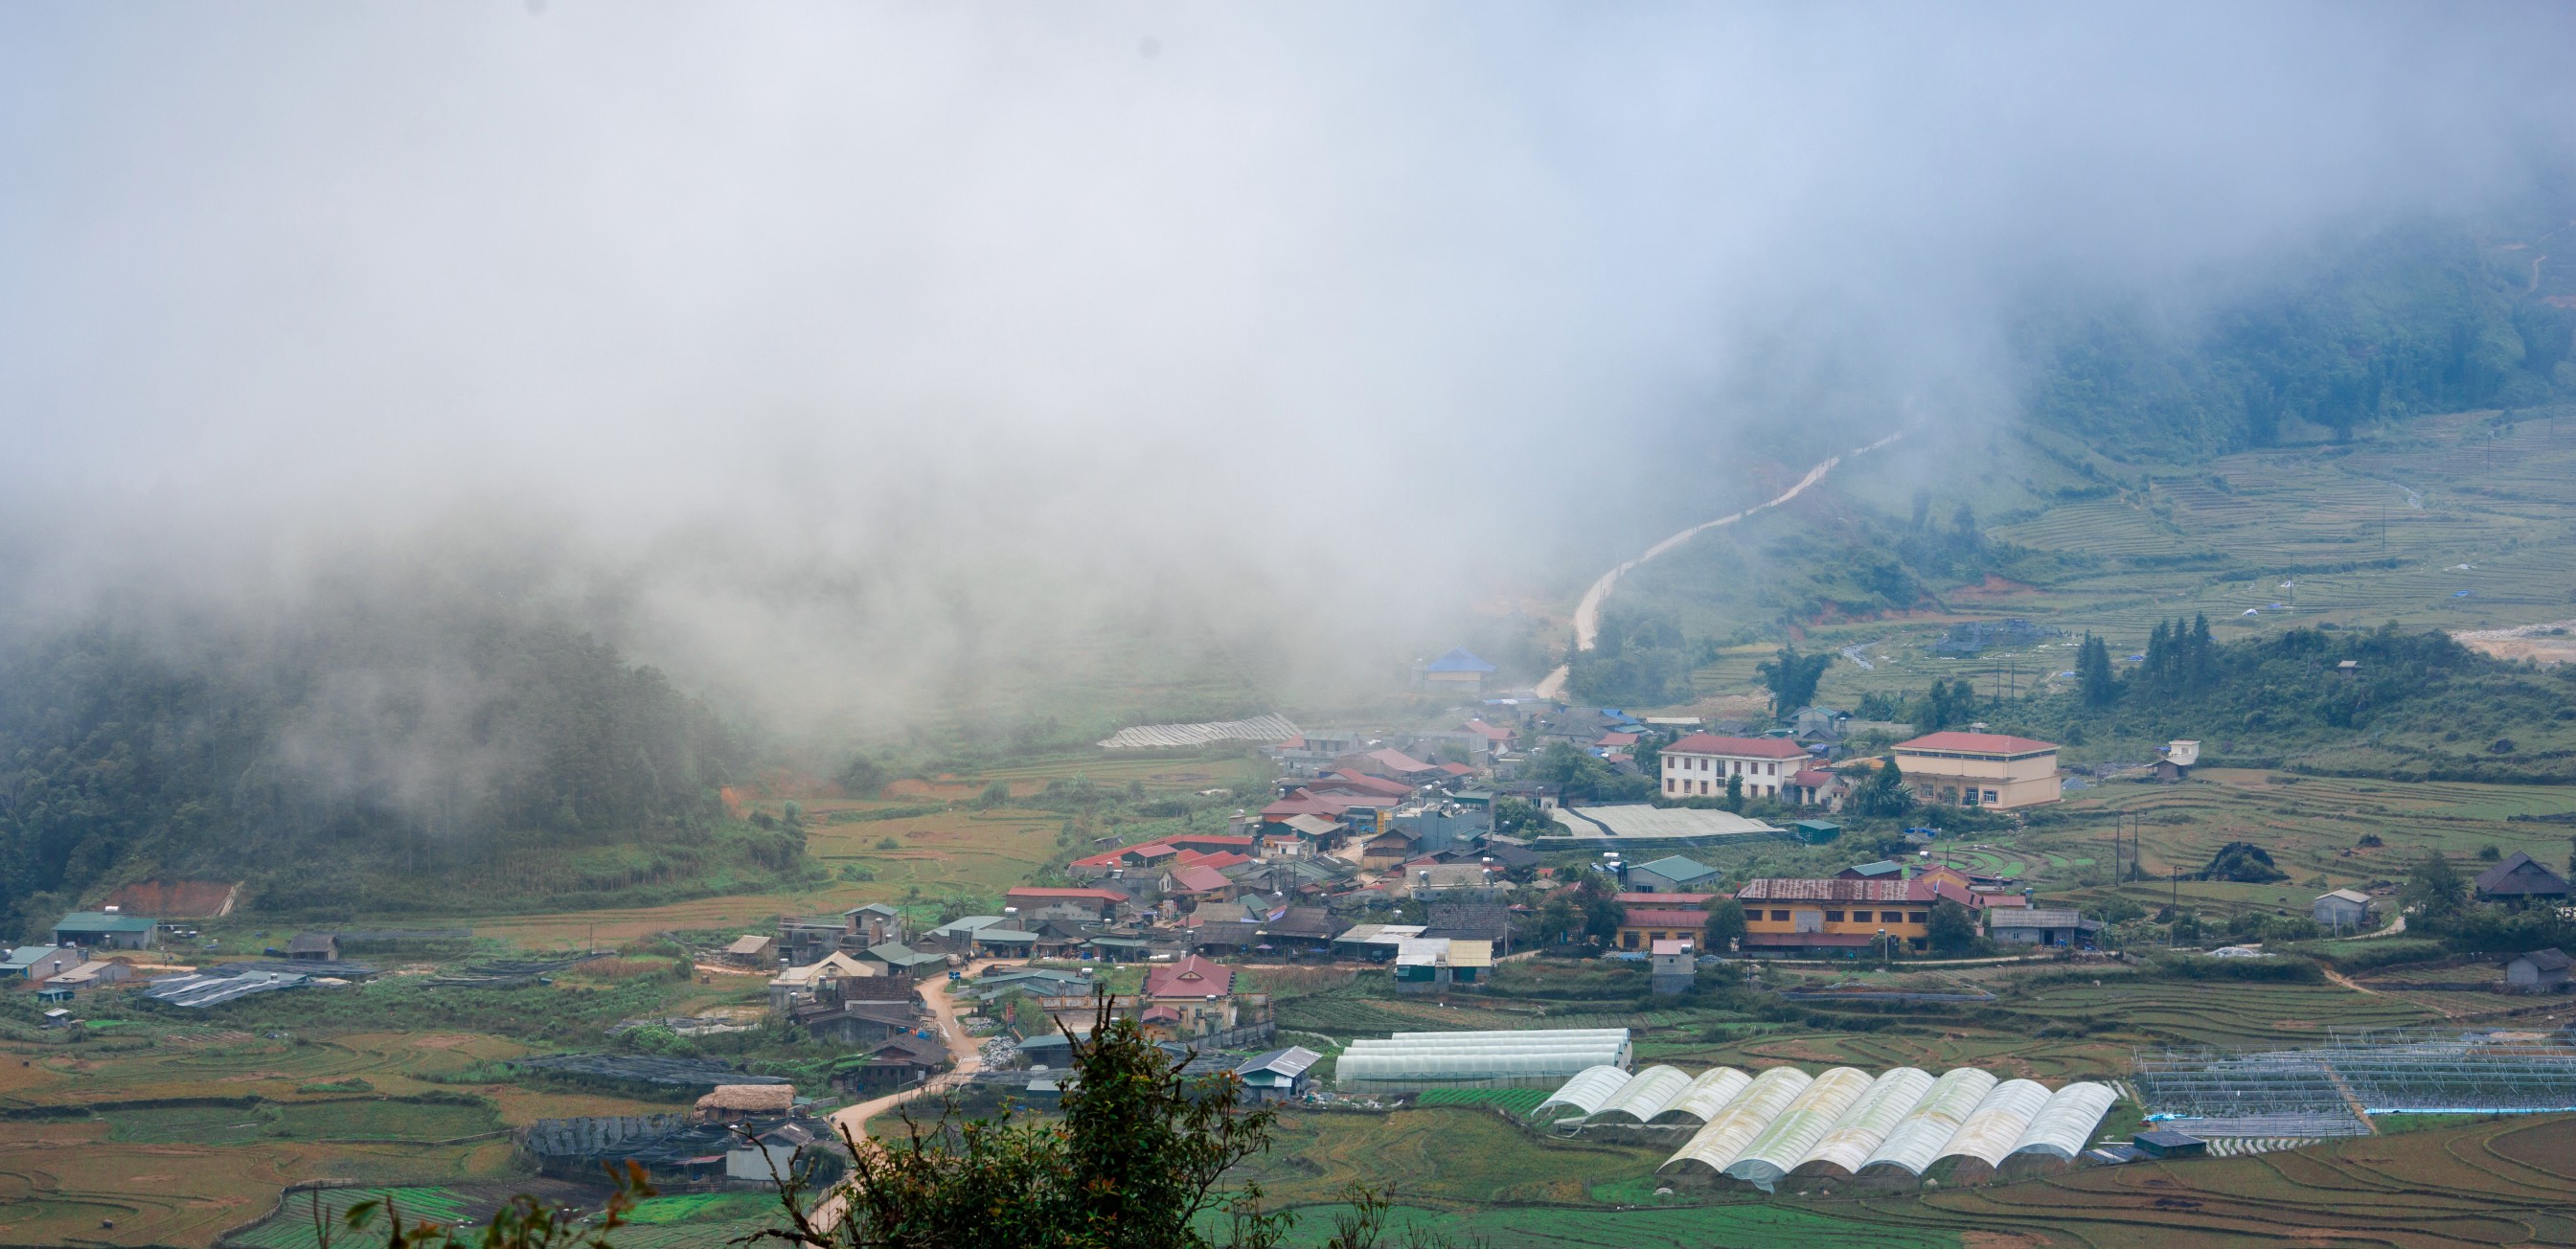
[[1626, 855, 1721, 895], [285, 933, 340, 962], [2503, 947, 2570, 993], [2133, 1129, 2207, 1159], [724, 934, 779, 966], [695, 1083, 798, 1122], [2312, 889, 2376, 932], [1234, 1047, 1322, 1101]]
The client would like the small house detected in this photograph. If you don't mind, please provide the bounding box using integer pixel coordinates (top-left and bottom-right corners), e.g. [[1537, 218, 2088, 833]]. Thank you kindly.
[[1145, 955, 1235, 1002], [767, 951, 874, 1011], [2473, 852, 2570, 904], [1004, 887, 1129, 923], [1626, 855, 1721, 895], [1649, 939, 1696, 995], [857, 942, 946, 976], [2504, 948, 2570, 992], [727, 1122, 820, 1183], [1234, 1047, 1322, 1101], [285, 933, 340, 962], [844, 903, 906, 947], [724, 934, 780, 966], [2133, 1130, 2207, 1159], [1617, 908, 1708, 953], [2312, 889, 2375, 932], [2, 945, 79, 981], [1413, 647, 1498, 694], [1988, 908, 2100, 947], [51, 911, 157, 951], [831, 1034, 948, 1094], [1794, 819, 1844, 846], [2153, 739, 2201, 783], [1837, 860, 1904, 881]]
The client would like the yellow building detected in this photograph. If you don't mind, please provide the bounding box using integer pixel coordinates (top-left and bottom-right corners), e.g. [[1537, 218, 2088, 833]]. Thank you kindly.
[[1891, 731, 2062, 809], [1735, 877, 1971, 954]]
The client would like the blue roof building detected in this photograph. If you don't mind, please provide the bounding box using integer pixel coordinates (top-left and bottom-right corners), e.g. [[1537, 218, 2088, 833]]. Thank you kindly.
[[1415, 648, 1499, 694]]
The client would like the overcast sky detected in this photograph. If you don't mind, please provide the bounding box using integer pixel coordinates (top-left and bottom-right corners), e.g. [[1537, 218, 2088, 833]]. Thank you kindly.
[[2, 3, 2569, 730]]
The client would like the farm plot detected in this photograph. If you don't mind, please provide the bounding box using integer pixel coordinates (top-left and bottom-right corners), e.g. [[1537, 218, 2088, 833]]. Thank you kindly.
[[2000, 980, 2435, 1049], [1238, 1107, 1666, 1209]]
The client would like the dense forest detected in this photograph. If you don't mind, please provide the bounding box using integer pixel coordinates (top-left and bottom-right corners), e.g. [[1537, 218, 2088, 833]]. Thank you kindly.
[[2022, 222, 2576, 459], [0, 601, 782, 936]]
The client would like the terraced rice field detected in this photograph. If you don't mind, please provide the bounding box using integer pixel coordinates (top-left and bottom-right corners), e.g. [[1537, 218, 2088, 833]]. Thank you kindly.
[[2007, 977, 2437, 1049]]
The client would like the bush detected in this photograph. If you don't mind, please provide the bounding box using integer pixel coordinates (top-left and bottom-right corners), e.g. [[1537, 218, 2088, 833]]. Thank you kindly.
[[2146, 953, 2323, 982]]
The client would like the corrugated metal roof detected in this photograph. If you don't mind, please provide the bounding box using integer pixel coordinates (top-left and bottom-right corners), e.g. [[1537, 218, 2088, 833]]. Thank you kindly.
[[1894, 731, 2058, 757], [1666, 735, 1810, 759], [1735, 877, 1924, 903]]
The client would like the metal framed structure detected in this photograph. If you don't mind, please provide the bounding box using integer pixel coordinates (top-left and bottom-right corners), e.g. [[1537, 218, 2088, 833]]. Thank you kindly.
[[2133, 1029, 2576, 1133]]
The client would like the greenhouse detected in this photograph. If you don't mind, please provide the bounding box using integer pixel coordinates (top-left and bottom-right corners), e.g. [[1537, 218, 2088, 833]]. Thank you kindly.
[[1590, 1065, 1696, 1123], [1859, 1067, 1997, 1174], [1335, 1029, 1632, 1093], [1515, 1060, 2121, 1191]]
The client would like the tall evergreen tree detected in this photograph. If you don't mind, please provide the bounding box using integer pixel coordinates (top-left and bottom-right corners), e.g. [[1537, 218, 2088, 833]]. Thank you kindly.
[[2077, 632, 2120, 708]]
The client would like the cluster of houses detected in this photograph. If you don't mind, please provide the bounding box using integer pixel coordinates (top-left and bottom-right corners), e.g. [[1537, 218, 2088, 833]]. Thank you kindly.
[[5, 909, 171, 1008], [520, 1079, 839, 1191]]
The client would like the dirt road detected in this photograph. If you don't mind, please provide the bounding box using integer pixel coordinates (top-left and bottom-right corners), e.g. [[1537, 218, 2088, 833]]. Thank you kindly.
[[1535, 431, 1904, 700], [808, 959, 1019, 1232]]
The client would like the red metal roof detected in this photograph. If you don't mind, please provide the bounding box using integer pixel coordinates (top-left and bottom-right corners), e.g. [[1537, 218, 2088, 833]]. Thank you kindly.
[[1791, 768, 1835, 785], [1666, 734, 1809, 760], [1616, 892, 1719, 907], [1894, 731, 2059, 757], [1622, 909, 1713, 928], [1168, 834, 1255, 852], [1006, 887, 1128, 902], [1145, 955, 1235, 998], [1168, 865, 1232, 894], [1735, 877, 1928, 903]]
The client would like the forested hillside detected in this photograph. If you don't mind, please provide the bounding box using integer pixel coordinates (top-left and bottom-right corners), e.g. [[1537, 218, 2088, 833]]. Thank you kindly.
[[1948, 622, 2576, 781], [0, 602, 786, 935], [2022, 221, 2576, 460]]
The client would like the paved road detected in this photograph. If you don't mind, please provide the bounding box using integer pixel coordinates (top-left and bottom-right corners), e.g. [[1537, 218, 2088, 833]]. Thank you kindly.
[[1535, 431, 1904, 700]]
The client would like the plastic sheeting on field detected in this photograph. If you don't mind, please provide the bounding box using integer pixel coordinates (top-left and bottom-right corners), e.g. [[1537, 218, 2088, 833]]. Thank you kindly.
[[1657, 1067, 1752, 1123], [1591, 1066, 1696, 1123], [1337, 1030, 1632, 1091], [1801, 1067, 1938, 1176], [2012, 1081, 2118, 1160], [1937, 1079, 2055, 1170], [1723, 1067, 1877, 1191], [1660, 1066, 1813, 1174], [1533, 1065, 1633, 1118], [1860, 1067, 1999, 1175]]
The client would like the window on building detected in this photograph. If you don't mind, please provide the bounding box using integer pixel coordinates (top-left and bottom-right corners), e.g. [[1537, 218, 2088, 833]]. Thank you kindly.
[[1984, 789, 1999, 804], [1882, 910, 1906, 922], [1907, 912, 1927, 923], [1650, 932, 1666, 942], [1769, 910, 1790, 921], [1825, 910, 1845, 922]]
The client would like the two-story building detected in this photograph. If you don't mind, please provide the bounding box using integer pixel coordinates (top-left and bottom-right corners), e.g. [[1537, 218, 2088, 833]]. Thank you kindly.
[[1004, 887, 1130, 923], [1660, 735, 1812, 801], [1734, 876, 1982, 955], [1890, 732, 2062, 809]]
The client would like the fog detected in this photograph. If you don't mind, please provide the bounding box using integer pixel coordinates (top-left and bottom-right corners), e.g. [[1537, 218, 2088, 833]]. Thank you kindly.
[[1, 3, 2569, 737]]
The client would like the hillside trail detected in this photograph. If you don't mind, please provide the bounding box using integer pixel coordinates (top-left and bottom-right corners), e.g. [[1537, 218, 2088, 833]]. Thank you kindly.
[[1535, 430, 1905, 701], [809, 957, 1018, 1231]]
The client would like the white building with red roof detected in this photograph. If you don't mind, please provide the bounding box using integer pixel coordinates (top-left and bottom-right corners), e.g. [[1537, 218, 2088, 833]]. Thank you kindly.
[[1891, 731, 2062, 809], [1659, 734, 1811, 801]]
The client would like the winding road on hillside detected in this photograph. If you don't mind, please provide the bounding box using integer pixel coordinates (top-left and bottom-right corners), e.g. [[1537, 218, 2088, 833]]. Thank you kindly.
[[1535, 430, 1906, 701]]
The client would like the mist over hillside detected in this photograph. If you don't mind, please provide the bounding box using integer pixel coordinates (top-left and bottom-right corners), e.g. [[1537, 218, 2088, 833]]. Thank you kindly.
[[3, 6, 2574, 917]]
